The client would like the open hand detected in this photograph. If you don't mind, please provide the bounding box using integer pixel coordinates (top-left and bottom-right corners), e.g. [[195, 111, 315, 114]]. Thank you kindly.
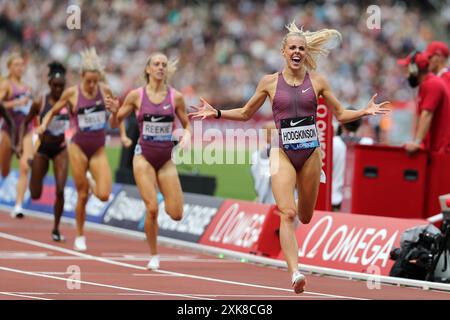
[[364, 93, 391, 116], [105, 95, 120, 114], [189, 98, 218, 120]]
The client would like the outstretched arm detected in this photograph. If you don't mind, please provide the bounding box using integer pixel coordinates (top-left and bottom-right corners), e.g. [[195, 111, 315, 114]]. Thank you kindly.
[[190, 75, 271, 121], [106, 89, 139, 129], [17, 98, 41, 156], [37, 88, 74, 135], [317, 74, 391, 124], [101, 84, 133, 148]]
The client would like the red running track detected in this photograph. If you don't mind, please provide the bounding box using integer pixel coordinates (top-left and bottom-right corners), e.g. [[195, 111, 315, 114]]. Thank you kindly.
[[0, 211, 449, 300]]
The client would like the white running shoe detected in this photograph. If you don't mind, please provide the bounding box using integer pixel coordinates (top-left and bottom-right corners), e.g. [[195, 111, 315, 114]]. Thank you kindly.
[[146, 255, 160, 270], [74, 236, 87, 252], [86, 171, 96, 193], [320, 169, 326, 184], [292, 271, 306, 294], [11, 205, 25, 219]]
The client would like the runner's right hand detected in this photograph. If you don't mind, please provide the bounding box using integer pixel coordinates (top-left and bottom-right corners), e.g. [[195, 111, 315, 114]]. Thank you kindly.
[[36, 124, 46, 136], [105, 95, 120, 114]]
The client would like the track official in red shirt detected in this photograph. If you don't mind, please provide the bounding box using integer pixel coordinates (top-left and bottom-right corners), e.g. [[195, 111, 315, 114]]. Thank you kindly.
[[398, 51, 450, 154]]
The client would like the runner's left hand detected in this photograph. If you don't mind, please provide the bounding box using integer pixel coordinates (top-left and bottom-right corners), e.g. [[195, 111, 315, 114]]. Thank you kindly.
[[364, 93, 391, 116], [120, 135, 133, 148]]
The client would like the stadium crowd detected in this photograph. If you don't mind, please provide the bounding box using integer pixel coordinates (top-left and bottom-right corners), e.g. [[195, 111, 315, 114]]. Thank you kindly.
[[0, 0, 448, 142]]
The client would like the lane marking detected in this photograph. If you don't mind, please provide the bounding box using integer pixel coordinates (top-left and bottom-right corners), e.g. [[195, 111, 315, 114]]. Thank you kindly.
[[132, 273, 180, 277], [0, 265, 210, 300], [0, 292, 52, 300], [0, 231, 367, 300]]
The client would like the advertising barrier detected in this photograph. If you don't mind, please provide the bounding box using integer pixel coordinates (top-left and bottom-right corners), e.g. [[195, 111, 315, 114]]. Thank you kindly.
[[0, 171, 31, 208], [103, 186, 224, 243], [315, 98, 333, 211], [278, 210, 428, 275], [199, 200, 277, 255], [25, 175, 121, 224], [156, 193, 224, 243]]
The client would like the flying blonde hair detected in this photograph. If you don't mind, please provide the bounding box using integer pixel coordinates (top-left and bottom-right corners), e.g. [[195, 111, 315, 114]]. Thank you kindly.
[[282, 21, 342, 70], [79, 47, 105, 76], [144, 52, 178, 84], [7, 52, 23, 68]]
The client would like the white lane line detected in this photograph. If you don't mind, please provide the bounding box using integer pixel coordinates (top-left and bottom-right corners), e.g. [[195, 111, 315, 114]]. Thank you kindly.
[[6, 292, 60, 295], [2, 291, 332, 299], [0, 231, 367, 300], [132, 273, 180, 277], [0, 265, 210, 300], [0, 292, 52, 300], [118, 293, 335, 299]]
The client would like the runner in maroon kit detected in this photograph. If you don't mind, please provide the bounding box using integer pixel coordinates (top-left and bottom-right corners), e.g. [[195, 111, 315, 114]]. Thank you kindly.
[[0, 53, 34, 219], [37, 48, 131, 251], [398, 51, 450, 154], [107, 52, 191, 270], [191, 22, 391, 293], [19, 61, 69, 242]]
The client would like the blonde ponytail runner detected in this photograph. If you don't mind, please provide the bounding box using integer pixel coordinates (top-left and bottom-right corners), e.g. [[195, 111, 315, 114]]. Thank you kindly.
[[143, 52, 178, 84], [79, 47, 105, 75], [283, 21, 342, 70]]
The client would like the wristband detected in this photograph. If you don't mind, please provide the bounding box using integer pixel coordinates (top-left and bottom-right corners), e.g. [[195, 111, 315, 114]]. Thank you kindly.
[[215, 108, 221, 119], [414, 138, 422, 145]]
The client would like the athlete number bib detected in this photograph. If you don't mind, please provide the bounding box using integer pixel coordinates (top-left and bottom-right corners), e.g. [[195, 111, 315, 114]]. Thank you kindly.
[[142, 114, 173, 142], [77, 105, 106, 132], [47, 114, 70, 136], [280, 115, 320, 150], [15, 93, 32, 115]]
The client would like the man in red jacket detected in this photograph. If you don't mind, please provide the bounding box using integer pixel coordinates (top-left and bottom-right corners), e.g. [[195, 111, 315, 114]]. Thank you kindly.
[[397, 51, 450, 154]]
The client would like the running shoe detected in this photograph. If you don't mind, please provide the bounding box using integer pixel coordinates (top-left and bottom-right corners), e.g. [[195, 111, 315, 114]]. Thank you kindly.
[[292, 271, 306, 294], [74, 236, 87, 251], [11, 205, 25, 219], [52, 229, 66, 242], [146, 255, 160, 270], [86, 170, 96, 193], [320, 169, 326, 183]]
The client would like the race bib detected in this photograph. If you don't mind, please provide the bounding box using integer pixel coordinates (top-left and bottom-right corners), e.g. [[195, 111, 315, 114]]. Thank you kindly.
[[77, 105, 106, 132], [15, 93, 32, 115], [280, 115, 320, 150], [47, 114, 70, 136], [142, 114, 173, 142]]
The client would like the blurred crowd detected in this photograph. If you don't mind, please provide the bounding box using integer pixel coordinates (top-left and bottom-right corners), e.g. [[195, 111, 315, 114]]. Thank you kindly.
[[0, 0, 449, 134]]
